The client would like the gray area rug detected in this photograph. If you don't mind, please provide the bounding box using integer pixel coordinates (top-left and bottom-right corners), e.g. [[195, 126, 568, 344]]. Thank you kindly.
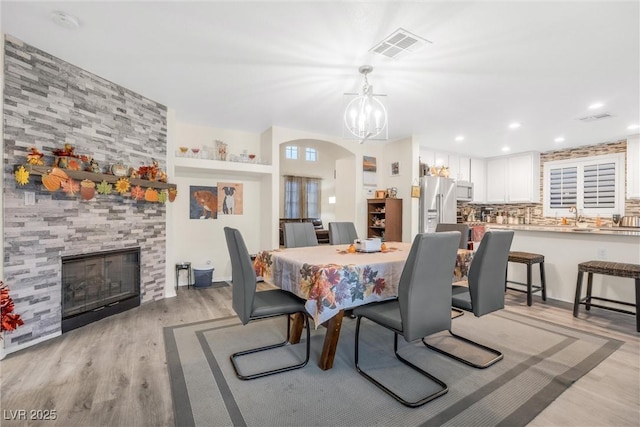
[[164, 310, 622, 427]]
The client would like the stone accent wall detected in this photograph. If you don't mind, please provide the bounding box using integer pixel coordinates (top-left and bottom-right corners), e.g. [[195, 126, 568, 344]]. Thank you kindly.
[[462, 139, 640, 226], [2, 35, 168, 353]]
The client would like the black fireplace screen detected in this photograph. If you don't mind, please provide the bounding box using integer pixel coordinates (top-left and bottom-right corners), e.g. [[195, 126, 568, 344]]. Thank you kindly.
[[62, 248, 140, 319]]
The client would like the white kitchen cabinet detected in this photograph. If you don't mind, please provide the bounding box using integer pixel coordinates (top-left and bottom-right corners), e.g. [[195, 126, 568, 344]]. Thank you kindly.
[[486, 157, 508, 202], [470, 157, 486, 203], [419, 149, 435, 169], [457, 156, 471, 181], [485, 152, 540, 203], [507, 153, 541, 202], [627, 134, 640, 199]]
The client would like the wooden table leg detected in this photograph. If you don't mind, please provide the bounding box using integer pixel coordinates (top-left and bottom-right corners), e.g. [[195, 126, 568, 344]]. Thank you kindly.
[[289, 313, 304, 344], [319, 310, 344, 370]]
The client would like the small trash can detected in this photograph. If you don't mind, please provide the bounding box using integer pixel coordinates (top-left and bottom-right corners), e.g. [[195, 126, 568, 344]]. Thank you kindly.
[[193, 267, 214, 288]]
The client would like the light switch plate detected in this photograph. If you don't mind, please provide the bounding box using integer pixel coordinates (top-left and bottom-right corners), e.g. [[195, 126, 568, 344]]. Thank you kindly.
[[24, 191, 36, 206]]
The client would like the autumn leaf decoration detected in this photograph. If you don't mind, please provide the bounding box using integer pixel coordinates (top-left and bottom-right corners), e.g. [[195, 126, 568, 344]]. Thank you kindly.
[[114, 177, 131, 195], [1, 280, 25, 337], [61, 178, 80, 195], [130, 185, 145, 200], [97, 180, 113, 195], [157, 190, 168, 203], [14, 166, 30, 185]]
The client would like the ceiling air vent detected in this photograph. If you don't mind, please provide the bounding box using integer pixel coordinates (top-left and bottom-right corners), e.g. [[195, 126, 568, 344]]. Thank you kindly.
[[576, 112, 614, 122], [370, 28, 432, 60]]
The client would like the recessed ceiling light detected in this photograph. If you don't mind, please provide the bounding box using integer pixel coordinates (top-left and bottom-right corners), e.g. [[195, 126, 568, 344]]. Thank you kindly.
[[508, 122, 521, 129], [554, 137, 565, 143], [628, 124, 640, 130], [455, 135, 464, 142], [501, 146, 510, 152], [588, 102, 604, 110], [51, 11, 80, 29]]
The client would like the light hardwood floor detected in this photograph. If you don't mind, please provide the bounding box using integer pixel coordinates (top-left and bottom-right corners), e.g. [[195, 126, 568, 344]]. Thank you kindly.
[[1, 285, 638, 426]]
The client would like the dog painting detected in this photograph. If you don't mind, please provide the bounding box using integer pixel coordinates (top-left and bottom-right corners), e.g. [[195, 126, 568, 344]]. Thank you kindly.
[[217, 182, 243, 215], [190, 186, 218, 219]]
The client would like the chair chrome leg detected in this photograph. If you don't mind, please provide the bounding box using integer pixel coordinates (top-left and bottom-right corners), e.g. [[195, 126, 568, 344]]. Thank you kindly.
[[230, 313, 311, 380], [422, 329, 503, 369], [355, 316, 448, 407]]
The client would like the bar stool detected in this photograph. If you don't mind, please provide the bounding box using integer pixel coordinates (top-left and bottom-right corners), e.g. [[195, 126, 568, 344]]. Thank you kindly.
[[175, 262, 192, 290], [574, 261, 640, 332], [505, 251, 547, 306]]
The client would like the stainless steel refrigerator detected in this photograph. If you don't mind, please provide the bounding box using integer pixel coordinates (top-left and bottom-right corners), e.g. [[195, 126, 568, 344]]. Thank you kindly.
[[419, 176, 457, 233]]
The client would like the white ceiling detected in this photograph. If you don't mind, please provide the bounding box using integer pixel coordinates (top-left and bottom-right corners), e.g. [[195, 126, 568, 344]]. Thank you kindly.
[[2, 1, 639, 158]]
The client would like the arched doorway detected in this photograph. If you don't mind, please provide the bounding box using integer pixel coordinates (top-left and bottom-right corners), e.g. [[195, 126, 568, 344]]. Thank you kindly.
[[278, 138, 355, 229]]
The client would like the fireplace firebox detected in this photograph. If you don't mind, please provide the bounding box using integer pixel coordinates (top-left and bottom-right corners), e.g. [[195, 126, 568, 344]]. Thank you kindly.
[[62, 247, 141, 332]]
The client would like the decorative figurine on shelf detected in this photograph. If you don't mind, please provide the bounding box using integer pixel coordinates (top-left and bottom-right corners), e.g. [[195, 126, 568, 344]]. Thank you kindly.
[[26, 147, 45, 165], [215, 140, 228, 161], [52, 143, 78, 158], [136, 159, 167, 182], [85, 158, 101, 173], [53, 143, 87, 170]]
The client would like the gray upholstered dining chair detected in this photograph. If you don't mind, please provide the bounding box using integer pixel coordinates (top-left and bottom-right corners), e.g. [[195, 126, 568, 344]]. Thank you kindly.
[[223, 227, 311, 380], [435, 223, 470, 249], [283, 222, 319, 248], [328, 221, 358, 245], [353, 231, 461, 407], [423, 230, 514, 369]]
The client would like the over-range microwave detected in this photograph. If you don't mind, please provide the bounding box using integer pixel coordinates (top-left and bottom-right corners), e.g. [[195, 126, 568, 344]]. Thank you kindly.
[[456, 181, 474, 201]]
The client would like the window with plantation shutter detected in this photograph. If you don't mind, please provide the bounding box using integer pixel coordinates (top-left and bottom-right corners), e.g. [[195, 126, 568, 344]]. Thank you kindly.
[[583, 162, 615, 208], [543, 153, 624, 217], [549, 166, 577, 208]]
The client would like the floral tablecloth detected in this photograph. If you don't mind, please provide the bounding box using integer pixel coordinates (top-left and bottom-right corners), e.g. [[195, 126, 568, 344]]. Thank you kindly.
[[254, 242, 473, 327]]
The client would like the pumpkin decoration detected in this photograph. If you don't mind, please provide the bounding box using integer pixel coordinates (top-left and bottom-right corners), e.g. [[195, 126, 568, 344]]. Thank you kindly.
[[110, 162, 129, 177], [131, 185, 145, 200], [14, 166, 30, 186], [41, 167, 69, 192], [97, 180, 113, 195], [168, 188, 177, 202], [80, 180, 96, 201], [144, 187, 159, 202], [114, 177, 131, 195], [66, 158, 82, 171], [61, 178, 80, 195]]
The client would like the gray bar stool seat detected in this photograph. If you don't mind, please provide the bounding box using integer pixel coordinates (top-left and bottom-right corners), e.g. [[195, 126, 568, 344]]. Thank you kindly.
[[505, 251, 547, 306]]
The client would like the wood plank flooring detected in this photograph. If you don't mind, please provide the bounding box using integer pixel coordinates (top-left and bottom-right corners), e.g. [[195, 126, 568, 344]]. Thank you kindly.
[[1, 285, 638, 426]]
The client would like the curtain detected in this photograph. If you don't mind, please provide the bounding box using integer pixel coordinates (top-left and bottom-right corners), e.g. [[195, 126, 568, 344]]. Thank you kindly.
[[284, 176, 321, 218]]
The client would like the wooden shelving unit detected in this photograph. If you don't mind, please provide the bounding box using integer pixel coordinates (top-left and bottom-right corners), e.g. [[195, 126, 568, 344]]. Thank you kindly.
[[367, 198, 402, 242], [15, 164, 177, 190]]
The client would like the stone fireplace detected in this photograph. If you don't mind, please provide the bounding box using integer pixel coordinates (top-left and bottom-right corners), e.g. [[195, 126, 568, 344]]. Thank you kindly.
[[62, 248, 141, 332], [2, 35, 168, 355]]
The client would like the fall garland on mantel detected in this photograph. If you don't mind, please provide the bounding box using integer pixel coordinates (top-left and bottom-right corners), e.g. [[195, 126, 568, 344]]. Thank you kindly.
[[1, 280, 24, 338]]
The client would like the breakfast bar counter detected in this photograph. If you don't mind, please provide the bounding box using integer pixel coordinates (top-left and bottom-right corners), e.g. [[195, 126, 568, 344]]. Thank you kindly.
[[484, 224, 640, 306]]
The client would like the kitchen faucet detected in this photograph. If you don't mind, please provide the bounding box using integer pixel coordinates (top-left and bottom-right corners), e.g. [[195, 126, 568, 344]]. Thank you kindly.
[[568, 206, 579, 225]]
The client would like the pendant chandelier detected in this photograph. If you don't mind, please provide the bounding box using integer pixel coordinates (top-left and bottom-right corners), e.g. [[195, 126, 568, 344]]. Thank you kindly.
[[343, 65, 388, 143]]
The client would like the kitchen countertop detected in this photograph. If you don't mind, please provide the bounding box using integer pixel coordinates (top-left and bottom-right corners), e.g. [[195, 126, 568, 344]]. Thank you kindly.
[[484, 223, 640, 237]]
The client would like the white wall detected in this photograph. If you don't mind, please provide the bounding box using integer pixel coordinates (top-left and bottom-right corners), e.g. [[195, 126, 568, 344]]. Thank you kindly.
[[170, 122, 264, 283], [381, 137, 419, 242]]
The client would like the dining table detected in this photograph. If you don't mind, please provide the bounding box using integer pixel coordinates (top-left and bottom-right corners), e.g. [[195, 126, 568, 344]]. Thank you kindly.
[[253, 241, 474, 370]]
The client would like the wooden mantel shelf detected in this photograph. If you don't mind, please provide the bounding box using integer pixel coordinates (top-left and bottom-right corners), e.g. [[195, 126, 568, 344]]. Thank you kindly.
[[15, 164, 177, 190]]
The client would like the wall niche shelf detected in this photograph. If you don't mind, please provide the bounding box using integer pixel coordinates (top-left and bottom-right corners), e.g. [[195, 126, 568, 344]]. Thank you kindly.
[[173, 157, 273, 177], [15, 164, 177, 190]]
